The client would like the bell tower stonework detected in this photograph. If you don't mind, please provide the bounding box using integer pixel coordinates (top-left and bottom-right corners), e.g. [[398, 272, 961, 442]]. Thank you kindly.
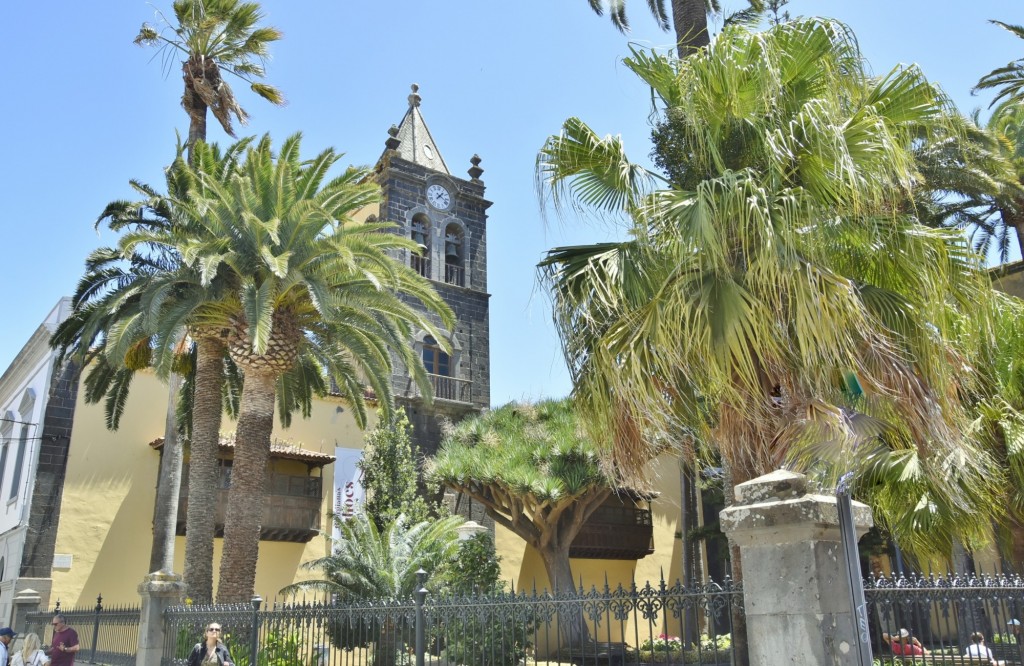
[[373, 85, 491, 458]]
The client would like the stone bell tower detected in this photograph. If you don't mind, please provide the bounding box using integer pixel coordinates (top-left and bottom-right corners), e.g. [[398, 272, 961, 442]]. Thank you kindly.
[[373, 84, 491, 457]]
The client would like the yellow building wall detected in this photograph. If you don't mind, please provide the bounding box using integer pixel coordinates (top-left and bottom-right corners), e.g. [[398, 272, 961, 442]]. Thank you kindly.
[[53, 365, 688, 613], [53, 370, 369, 607]]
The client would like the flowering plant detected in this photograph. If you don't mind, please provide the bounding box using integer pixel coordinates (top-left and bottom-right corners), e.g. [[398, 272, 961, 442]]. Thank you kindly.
[[693, 633, 731, 652], [640, 635, 684, 653]]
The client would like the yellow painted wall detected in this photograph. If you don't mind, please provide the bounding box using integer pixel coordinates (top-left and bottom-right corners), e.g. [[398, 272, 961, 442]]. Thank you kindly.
[[53, 370, 370, 607], [54, 366, 687, 613]]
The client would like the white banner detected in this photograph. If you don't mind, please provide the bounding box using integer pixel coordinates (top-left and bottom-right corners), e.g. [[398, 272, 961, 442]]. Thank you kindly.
[[332, 447, 365, 545]]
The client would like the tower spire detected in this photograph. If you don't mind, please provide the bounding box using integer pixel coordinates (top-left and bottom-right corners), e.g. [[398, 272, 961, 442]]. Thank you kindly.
[[383, 84, 450, 174]]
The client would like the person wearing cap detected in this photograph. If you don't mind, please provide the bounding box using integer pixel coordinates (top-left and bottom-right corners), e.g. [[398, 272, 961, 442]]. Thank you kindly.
[[47, 615, 77, 666], [884, 628, 927, 657], [0, 627, 16, 666], [1009, 619, 1022, 642]]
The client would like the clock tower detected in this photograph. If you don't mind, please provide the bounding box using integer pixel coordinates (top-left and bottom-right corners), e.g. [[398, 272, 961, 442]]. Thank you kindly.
[[373, 84, 491, 457]]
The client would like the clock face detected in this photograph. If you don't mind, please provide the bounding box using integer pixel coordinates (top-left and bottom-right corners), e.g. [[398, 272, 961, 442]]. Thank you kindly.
[[426, 184, 452, 210]]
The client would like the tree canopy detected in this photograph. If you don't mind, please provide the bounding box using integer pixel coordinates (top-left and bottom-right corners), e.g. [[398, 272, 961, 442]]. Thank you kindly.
[[537, 18, 1008, 558], [429, 399, 633, 598]]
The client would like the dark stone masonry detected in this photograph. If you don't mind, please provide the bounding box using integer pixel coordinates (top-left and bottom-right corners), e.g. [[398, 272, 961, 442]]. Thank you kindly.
[[21, 360, 79, 578]]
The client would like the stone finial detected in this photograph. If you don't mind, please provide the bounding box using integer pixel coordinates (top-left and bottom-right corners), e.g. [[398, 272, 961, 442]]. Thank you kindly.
[[468, 154, 484, 181], [385, 124, 401, 151], [733, 469, 807, 505], [408, 83, 421, 108]]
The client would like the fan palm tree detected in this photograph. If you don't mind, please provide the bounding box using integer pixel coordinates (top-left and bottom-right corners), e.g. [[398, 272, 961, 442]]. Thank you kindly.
[[135, 0, 284, 150], [538, 17, 1004, 561], [539, 22, 1010, 662], [151, 133, 454, 602], [587, 0, 763, 57]]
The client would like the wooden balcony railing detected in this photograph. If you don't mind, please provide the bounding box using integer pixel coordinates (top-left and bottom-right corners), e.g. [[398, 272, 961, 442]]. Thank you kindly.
[[177, 466, 323, 543], [570, 503, 654, 560], [423, 370, 471, 401]]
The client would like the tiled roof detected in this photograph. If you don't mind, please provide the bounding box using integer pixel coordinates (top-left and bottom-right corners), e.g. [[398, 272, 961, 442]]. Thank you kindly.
[[149, 434, 336, 465]]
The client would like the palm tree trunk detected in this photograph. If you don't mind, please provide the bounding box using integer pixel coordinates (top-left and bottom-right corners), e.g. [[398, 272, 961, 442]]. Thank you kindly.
[[183, 58, 209, 156], [671, 0, 710, 58], [216, 369, 275, 603], [183, 337, 225, 603], [149, 372, 185, 573]]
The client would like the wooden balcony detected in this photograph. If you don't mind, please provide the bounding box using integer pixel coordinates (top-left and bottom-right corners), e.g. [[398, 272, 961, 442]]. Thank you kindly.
[[409, 373, 472, 404], [176, 466, 323, 543], [570, 502, 654, 560]]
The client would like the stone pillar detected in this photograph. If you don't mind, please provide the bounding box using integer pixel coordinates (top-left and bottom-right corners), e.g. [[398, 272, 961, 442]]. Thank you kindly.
[[136, 572, 185, 666], [12, 587, 44, 641], [719, 470, 873, 666]]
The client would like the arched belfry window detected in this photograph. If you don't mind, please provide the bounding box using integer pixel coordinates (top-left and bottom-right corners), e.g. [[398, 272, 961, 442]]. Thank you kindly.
[[443, 224, 465, 287], [422, 336, 450, 377], [410, 213, 431, 278]]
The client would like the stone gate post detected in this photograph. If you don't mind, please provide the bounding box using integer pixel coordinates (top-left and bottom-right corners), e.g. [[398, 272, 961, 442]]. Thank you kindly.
[[720, 470, 873, 666], [136, 572, 186, 666]]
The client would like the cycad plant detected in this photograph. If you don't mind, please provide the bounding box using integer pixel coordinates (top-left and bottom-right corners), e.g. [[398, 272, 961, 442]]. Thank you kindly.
[[284, 511, 463, 666], [286, 511, 464, 600]]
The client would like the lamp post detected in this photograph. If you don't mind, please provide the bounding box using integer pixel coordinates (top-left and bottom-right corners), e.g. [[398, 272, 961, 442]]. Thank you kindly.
[[456, 520, 487, 541]]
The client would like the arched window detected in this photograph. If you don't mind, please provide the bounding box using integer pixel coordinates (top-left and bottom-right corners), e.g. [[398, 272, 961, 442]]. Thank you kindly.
[[410, 213, 431, 278], [422, 336, 450, 376], [443, 224, 464, 286]]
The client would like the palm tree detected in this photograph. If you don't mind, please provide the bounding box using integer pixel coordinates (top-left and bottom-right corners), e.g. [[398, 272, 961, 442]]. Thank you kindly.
[[53, 140, 327, 598], [135, 0, 282, 600], [538, 13, 1005, 577], [538, 21, 1010, 661], [158, 134, 454, 602], [976, 21, 1024, 111], [285, 511, 463, 600], [63, 141, 250, 599], [135, 0, 284, 150], [284, 511, 463, 666], [587, 0, 763, 57], [50, 152, 214, 576]]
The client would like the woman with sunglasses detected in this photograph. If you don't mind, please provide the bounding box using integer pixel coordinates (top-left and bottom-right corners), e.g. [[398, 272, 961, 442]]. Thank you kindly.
[[186, 624, 234, 666]]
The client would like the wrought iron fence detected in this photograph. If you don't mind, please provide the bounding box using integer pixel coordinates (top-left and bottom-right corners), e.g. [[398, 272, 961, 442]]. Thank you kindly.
[[864, 572, 1024, 665], [25, 595, 140, 666], [161, 574, 741, 666]]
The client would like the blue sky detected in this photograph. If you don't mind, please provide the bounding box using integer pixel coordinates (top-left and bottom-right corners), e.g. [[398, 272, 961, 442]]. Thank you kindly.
[[0, 0, 1020, 407]]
